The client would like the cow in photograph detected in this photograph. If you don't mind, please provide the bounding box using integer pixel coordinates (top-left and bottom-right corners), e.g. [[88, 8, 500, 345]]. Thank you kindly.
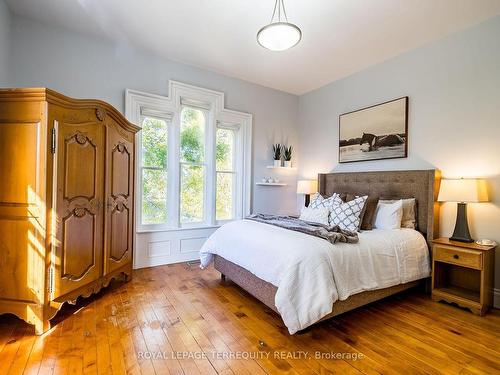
[[360, 132, 404, 152]]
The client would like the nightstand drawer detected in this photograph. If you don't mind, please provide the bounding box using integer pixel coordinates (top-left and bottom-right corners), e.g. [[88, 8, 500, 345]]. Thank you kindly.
[[434, 245, 482, 269]]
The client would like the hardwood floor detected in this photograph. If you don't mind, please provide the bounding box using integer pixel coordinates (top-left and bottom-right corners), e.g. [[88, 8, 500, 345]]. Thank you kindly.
[[1, 262, 499, 375]]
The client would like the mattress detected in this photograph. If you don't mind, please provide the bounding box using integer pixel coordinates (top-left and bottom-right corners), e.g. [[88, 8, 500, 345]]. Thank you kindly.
[[200, 219, 430, 333]]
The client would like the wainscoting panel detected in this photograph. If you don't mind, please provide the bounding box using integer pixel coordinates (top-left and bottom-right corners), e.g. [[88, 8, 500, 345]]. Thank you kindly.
[[147, 240, 171, 258], [134, 227, 218, 268], [180, 237, 207, 254]]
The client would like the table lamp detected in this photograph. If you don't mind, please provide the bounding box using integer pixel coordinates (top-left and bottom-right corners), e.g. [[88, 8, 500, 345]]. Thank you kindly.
[[297, 180, 318, 207], [438, 178, 488, 243]]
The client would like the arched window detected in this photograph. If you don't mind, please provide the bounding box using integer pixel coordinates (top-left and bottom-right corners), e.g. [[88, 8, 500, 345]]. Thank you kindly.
[[127, 82, 252, 267]]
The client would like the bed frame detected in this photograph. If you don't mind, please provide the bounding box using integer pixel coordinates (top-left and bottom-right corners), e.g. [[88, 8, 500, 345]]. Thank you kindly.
[[214, 169, 441, 326]]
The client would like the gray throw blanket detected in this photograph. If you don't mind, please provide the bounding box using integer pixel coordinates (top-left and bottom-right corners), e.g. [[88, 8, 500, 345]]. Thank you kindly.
[[246, 214, 358, 244]]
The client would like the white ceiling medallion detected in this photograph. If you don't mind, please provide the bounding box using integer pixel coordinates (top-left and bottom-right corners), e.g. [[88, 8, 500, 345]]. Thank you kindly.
[[257, 0, 302, 52]]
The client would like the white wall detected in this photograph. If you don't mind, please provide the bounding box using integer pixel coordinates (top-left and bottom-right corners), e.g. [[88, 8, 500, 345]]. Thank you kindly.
[[0, 0, 11, 85], [298, 16, 500, 304], [8, 14, 299, 216]]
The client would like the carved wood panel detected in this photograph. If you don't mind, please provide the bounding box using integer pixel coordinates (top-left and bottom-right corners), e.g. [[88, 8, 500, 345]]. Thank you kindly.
[[62, 208, 95, 279], [63, 133, 97, 200], [53, 119, 104, 298], [112, 142, 130, 197], [110, 206, 129, 261], [104, 122, 134, 274]]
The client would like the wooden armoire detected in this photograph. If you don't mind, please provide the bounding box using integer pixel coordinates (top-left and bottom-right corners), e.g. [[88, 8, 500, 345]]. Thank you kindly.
[[0, 88, 140, 334]]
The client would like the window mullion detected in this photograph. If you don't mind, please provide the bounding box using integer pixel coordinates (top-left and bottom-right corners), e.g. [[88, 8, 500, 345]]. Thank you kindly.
[[168, 115, 180, 228], [206, 110, 216, 226], [235, 127, 243, 219]]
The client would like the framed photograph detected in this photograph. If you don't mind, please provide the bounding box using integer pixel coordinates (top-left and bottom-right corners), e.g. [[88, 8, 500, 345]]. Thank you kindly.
[[339, 97, 408, 163]]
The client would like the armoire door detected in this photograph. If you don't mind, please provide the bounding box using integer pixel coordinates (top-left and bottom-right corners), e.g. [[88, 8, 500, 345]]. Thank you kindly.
[[104, 123, 134, 275], [52, 119, 104, 298]]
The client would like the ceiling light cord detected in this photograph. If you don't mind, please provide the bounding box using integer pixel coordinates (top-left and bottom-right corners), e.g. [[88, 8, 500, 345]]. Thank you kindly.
[[270, 0, 289, 23], [281, 0, 289, 22]]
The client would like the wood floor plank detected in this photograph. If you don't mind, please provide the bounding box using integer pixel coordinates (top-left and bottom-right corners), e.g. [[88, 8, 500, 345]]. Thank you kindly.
[[79, 299, 97, 375], [1, 263, 499, 375], [1, 323, 34, 374], [7, 325, 37, 375], [22, 329, 46, 375], [37, 324, 63, 375]]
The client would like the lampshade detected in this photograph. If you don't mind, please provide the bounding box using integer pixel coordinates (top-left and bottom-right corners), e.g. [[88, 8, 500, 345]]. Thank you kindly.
[[438, 178, 488, 203], [297, 180, 317, 195], [257, 22, 302, 51]]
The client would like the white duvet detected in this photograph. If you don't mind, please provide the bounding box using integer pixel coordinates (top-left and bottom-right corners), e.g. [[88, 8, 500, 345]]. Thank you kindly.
[[200, 220, 430, 334]]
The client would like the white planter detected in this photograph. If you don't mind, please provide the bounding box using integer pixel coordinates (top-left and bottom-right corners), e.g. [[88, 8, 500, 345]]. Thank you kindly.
[[284, 160, 292, 168], [273, 159, 282, 167]]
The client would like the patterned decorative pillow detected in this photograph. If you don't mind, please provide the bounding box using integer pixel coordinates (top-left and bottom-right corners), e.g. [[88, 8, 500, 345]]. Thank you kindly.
[[299, 206, 330, 225], [308, 192, 323, 208], [329, 195, 368, 231], [309, 192, 343, 210]]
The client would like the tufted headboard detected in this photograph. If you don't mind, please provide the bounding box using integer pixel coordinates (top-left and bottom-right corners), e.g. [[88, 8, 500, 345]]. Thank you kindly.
[[318, 170, 441, 245]]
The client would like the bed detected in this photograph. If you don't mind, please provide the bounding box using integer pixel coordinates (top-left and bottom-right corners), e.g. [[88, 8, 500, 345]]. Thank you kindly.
[[201, 170, 441, 333]]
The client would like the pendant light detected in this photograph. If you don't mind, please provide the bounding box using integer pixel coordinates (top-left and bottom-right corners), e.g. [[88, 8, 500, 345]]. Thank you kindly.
[[257, 0, 302, 51]]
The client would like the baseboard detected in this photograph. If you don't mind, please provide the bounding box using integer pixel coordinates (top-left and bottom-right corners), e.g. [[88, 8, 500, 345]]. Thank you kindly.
[[494, 288, 500, 309], [133, 252, 199, 269]]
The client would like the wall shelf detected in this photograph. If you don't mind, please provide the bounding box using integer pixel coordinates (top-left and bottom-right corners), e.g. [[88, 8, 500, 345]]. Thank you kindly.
[[256, 182, 287, 186], [266, 166, 296, 170]]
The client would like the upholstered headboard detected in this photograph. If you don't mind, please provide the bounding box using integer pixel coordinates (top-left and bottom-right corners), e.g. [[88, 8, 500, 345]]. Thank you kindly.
[[318, 170, 441, 245]]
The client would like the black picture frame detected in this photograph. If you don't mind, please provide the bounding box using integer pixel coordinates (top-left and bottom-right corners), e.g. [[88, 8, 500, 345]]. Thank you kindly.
[[338, 96, 409, 163]]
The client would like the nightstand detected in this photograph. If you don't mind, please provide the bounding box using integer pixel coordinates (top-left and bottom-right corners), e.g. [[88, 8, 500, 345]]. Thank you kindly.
[[431, 237, 496, 315]]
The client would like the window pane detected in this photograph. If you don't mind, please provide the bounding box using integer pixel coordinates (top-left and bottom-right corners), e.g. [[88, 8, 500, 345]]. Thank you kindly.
[[142, 117, 167, 168], [180, 164, 205, 223], [180, 108, 205, 163], [216, 172, 234, 221], [142, 169, 167, 224], [216, 128, 234, 171]]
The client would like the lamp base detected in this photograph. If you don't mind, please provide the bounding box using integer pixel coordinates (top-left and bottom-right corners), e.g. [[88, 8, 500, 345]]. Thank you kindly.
[[450, 202, 474, 243], [304, 194, 311, 207]]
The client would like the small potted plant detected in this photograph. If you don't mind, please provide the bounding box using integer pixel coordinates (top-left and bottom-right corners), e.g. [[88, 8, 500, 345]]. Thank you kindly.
[[283, 146, 292, 168], [272, 143, 282, 167]]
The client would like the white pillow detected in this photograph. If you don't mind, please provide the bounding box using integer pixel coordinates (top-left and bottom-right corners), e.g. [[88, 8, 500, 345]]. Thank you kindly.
[[373, 200, 404, 230], [379, 198, 416, 229], [299, 206, 330, 226]]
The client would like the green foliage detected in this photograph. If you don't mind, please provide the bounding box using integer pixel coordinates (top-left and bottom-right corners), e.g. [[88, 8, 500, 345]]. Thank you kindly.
[[141, 117, 168, 224], [142, 169, 167, 224], [273, 143, 282, 160], [215, 128, 234, 220], [142, 118, 167, 167], [180, 164, 204, 222], [283, 146, 293, 161], [216, 128, 233, 171], [180, 108, 205, 223], [181, 108, 204, 163], [216, 172, 233, 220]]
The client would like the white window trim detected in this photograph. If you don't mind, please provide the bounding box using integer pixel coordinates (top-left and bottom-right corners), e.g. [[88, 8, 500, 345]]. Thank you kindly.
[[126, 81, 252, 233]]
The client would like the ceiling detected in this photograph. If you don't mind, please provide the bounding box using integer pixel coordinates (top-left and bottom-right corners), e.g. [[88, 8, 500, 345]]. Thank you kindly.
[[6, 0, 500, 95]]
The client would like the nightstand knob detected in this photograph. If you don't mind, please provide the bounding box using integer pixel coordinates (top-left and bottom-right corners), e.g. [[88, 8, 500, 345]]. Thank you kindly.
[[453, 254, 459, 260]]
